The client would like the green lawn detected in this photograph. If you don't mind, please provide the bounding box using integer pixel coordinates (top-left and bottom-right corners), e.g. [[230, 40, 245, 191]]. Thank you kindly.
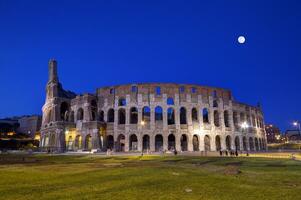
[[0, 154, 300, 200]]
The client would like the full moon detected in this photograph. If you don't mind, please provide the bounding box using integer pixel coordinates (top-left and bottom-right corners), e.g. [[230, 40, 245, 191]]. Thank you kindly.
[[238, 36, 246, 44]]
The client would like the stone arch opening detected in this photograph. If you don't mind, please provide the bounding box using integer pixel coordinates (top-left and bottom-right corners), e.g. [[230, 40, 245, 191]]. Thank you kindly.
[[74, 135, 82, 150], [155, 106, 163, 122], [235, 136, 240, 151], [155, 134, 163, 152], [167, 97, 174, 105], [91, 100, 97, 121], [118, 108, 126, 124], [60, 102, 69, 121], [107, 109, 114, 122], [98, 110, 104, 122], [180, 107, 187, 124], [202, 108, 209, 124], [117, 134, 125, 152], [215, 135, 221, 151], [107, 135, 114, 150], [129, 134, 138, 151], [142, 135, 150, 151], [226, 135, 231, 150], [130, 107, 138, 124], [204, 135, 211, 151], [77, 108, 84, 121], [142, 106, 150, 123], [167, 108, 175, 125], [118, 98, 126, 106], [193, 135, 199, 151], [213, 100, 218, 108], [168, 134, 176, 151], [67, 135, 73, 151], [180, 134, 188, 151], [191, 108, 198, 122], [85, 134, 92, 150]]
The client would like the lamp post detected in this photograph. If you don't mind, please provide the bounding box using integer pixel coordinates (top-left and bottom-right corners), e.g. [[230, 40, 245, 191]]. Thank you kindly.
[[293, 121, 301, 135]]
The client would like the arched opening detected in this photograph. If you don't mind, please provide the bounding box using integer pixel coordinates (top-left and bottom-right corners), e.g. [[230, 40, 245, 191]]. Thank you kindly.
[[155, 134, 163, 152], [118, 108, 126, 124], [233, 111, 238, 128], [193, 135, 199, 151], [224, 110, 230, 127], [180, 134, 188, 151], [249, 137, 254, 151], [85, 134, 92, 150], [255, 138, 259, 151], [130, 107, 138, 124], [60, 102, 69, 121], [213, 100, 218, 108], [167, 108, 175, 125], [243, 137, 247, 151], [118, 98, 126, 106], [180, 107, 187, 124], [215, 135, 221, 151], [142, 135, 150, 151], [235, 136, 240, 151], [67, 136, 73, 151], [204, 135, 211, 151], [107, 109, 114, 122], [117, 134, 125, 152], [167, 97, 174, 105], [202, 108, 209, 124], [91, 100, 97, 121], [226, 135, 231, 150], [142, 106, 150, 124], [50, 134, 55, 147], [99, 110, 104, 122], [77, 108, 84, 121], [214, 110, 220, 127], [168, 134, 176, 151], [129, 134, 138, 151], [74, 135, 82, 150], [107, 135, 114, 150], [259, 139, 262, 150], [69, 111, 74, 122], [155, 106, 163, 122], [191, 108, 198, 122]]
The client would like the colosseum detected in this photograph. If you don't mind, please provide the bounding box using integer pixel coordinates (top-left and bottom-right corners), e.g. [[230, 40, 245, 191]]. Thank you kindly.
[[40, 59, 267, 153]]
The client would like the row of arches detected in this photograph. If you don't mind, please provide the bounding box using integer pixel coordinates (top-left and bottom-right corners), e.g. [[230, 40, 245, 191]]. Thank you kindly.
[[45, 101, 263, 130], [47, 133, 266, 152]]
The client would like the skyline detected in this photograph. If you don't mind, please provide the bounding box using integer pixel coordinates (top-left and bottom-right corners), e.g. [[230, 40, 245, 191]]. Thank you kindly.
[[1, 0, 301, 131]]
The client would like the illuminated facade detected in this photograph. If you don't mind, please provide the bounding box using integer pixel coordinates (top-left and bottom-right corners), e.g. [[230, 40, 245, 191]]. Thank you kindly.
[[40, 59, 267, 152]]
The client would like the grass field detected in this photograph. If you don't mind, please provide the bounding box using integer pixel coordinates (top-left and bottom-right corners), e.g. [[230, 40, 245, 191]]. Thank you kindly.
[[0, 154, 301, 200]]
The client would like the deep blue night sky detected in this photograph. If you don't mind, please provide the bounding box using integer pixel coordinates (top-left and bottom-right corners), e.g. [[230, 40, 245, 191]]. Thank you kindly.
[[0, 0, 300, 131]]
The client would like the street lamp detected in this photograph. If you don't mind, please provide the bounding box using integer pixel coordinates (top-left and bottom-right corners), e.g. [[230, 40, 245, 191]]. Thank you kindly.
[[293, 121, 301, 135], [241, 121, 249, 129]]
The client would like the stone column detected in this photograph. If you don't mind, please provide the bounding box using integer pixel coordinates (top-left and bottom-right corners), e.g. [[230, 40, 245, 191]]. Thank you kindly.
[[150, 134, 155, 152], [187, 134, 193, 152], [221, 135, 226, 151], [163, 134, 168, 151], [138, 133, 143, 152], [175, 132, 181, 151], [210, 136, 216, 151], [199, 135, 204, 151]]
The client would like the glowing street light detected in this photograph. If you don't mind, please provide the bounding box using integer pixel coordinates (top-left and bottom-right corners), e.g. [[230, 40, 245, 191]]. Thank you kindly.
[[141, 120, 145, 126], [241, 121, 249, 129], [293, 121, 300, 135]]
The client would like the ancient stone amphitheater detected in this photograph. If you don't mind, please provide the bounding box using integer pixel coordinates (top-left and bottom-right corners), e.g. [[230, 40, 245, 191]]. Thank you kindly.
[[40, 60, 267, 153]]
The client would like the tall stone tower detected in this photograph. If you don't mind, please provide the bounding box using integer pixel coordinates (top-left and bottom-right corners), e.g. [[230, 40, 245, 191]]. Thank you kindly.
[[40, 59, 76, 152]]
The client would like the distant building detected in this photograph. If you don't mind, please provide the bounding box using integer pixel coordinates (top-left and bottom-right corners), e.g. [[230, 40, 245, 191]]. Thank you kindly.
[[0, 115, 42, 138], [265, 124, 282, 143], [285, 130, 301, 142], [17, 115, 42, 138]]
